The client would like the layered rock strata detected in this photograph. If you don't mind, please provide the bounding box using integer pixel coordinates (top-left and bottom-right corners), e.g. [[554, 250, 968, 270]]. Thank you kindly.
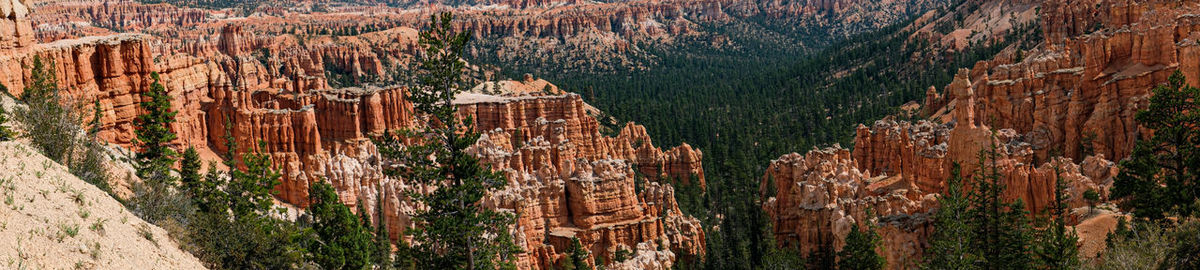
[[1, 2, 708, 268], [923, 0, 1200, 162], [25, 0, 951, 72], [761, 147, 936, 268], [761, 0, 1200, 267]]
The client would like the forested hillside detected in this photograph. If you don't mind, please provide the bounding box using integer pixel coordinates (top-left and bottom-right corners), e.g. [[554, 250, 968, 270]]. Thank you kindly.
[[484, 0, 1044, 267]]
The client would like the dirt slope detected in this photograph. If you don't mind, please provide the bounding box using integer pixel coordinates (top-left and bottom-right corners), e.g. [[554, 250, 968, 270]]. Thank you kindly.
[[0, 141, 206, 269]]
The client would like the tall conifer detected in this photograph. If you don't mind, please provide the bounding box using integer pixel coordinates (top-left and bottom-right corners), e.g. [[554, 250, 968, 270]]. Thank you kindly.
[[1111, 71, 1200, 220], [1032, 166, 1081, 269], [922, 163, 978, 270], [134, 72, 178, 181], [967, 139, 1033, 269], [374, 12, 520, 269], [837, 222, 885, 270]]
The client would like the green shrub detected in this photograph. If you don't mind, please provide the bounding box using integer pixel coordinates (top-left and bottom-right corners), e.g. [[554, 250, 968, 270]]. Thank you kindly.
[[14, 56, 111, 192], [1090, 219, 1171, 269], [0, 105, 14, 141]]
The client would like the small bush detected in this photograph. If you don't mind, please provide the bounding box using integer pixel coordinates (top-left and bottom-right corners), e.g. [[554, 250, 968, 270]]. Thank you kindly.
[[1090, 219, 1171, 269], [137, 223, 157, 246], [14, 56, 111, 193], [614, 248, 631, 262], [0, 105, 14, 141], [88, 241, 102, 260], [60, 223, 80, 239], [89, 218, 106, 236], [127, 174, 195, 226], [1162, 218, 1200, 269]]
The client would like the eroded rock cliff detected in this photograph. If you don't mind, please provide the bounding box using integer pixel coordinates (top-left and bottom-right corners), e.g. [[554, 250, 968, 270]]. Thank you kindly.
[[0, 1, 708, 268], [761, 0, 1196, 267]]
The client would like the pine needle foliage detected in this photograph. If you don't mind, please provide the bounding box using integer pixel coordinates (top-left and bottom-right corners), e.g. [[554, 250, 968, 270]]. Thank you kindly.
[[966, 139, 1033, 270], [1031, 166, 1080, 269], [922, 164, 978, 270], [837, 222, 885, 270], [307, 181, 374, 269], [1111, 70, 1200, 220], [134, 72, 178, 182], [374, 12, 521, 270]]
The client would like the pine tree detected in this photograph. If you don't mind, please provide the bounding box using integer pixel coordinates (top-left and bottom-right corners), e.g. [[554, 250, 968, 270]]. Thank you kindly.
[[563, 237, 592, 270], [374, 12, 520, 269], [192, 162, 228, 214], [922, 163, 978, 270], [17, 55, 75, 162], [1082, 189, 1100, 217], [357, 200, 371, 233], [1111, 70, 1200, 220], [228, 141, 282, 219], [127, 71, 189, 224], [393, 234, 416, 270], [763, 247, 806, 270], [808, 239, 837, 269], [1104, 216, 1130, 250], [134, 72, 178, 182], [967, 140, 1033, 269], [179, 147, 202, 195], [186, 141, 310, 269], [308, 181, 374, 270], [22, 55, 58, 102], [1031, 166, 1080, 269], [373, 189, 394, 268], [838, 222, 885, 270], [88, 99, 103, 136]]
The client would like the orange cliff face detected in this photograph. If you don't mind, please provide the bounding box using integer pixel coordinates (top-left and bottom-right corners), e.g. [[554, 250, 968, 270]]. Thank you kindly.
[[761, 147, 937, 268], [764, 70, 1123, 270], [758, 0, 1200, 267], [0, 0, 34, 50], [763, 71, 1120, 269], [22, 0, 953, 72], [930, 0, 1200, 163], [0, 2, 706, 269], [207, 89, 706, 269]]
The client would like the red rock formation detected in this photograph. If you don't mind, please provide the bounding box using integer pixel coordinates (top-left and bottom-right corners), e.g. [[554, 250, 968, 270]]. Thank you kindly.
[[2, 0, 983, 267], [853, 68, 1116, 213], [20, 0, 953, 78], [1, 0, 34, 50], [1, 29, 702, 270], [769, 117, 1116, 267], [0, 33, 156, 147], [761, 147, 936, 268], [456, 93, 705, 187], [762, 1, 1200, 267], [3, 18, 699, 269], [956, 0, 1200, 162], [479, 150, 705, 269]]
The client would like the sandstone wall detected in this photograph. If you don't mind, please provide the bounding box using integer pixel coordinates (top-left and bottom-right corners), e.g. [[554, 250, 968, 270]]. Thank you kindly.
[[457, 93, 706, 188], [0, 33, 704, 270], [761, 148, 935, 269], [926, 0, 1200, 162], [0, 33, 155, 146], [0, 0, 34, 50], [761, 1, 1198, 266]]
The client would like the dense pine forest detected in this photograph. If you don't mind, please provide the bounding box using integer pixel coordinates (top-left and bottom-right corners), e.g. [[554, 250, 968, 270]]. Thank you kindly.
[[479, 3, 1043, 268]]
